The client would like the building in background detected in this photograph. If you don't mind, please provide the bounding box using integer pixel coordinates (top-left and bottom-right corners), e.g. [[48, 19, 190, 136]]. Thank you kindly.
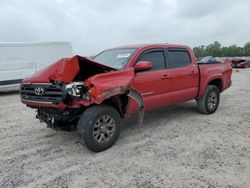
[[0, 41, 73, 88]]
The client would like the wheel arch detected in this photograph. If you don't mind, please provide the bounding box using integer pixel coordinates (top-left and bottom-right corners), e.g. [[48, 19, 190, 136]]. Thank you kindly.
[[102, 94, 129, 118], [100, 87, 144, 125], [198, 76, 223, 99], [207, 78, 223, 92]]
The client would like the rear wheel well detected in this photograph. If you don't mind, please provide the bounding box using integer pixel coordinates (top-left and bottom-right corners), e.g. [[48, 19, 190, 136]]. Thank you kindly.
[[208, 79, 222, 92]]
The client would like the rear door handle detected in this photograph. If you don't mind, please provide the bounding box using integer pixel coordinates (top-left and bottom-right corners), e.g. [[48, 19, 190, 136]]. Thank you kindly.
[[161, 74, 169, 79]]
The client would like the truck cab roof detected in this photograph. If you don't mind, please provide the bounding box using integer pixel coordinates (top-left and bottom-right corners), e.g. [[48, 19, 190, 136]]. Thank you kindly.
[[109, 43, 191, 50]]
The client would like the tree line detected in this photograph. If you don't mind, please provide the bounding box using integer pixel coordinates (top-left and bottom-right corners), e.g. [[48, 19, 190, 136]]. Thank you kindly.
[[193, 41, 250, 57]]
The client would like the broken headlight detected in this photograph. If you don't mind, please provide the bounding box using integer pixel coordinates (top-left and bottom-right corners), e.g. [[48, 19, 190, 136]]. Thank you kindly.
[[65, 82, 84, 97], [65, 82, 91, 100]]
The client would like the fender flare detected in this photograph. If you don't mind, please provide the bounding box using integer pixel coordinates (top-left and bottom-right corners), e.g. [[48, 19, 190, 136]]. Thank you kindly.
[[127, 88, 144, 126], [94, 86, 145, 126]]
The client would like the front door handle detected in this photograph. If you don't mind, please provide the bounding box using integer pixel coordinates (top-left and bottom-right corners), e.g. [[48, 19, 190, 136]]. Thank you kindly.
[[188, 71, 196, 75]]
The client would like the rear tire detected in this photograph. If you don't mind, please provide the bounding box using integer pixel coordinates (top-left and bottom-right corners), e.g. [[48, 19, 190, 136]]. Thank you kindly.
[[197, 85, 220, 114], [77, 105, 121, 152]]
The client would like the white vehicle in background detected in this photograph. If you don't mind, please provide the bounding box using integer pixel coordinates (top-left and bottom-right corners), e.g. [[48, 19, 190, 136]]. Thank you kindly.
[[0, 42, 73, 89]]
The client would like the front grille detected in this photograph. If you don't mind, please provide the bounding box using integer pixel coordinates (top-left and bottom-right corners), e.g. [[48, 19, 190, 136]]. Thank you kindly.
[[20, 83, 64, 104]]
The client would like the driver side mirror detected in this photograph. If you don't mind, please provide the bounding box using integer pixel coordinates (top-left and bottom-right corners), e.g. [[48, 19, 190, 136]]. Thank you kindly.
[[134, 61, 152, 72]]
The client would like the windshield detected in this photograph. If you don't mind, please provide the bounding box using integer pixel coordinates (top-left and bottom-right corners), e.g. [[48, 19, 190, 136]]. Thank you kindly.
[[93, 48, 137, 70]]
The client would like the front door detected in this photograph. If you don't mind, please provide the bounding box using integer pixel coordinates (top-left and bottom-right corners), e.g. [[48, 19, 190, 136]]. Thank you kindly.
[[129, 48, 170, 114]]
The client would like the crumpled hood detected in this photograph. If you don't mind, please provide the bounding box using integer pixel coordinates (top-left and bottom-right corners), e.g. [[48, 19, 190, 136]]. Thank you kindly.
[[86, 68, 134, 94], [84, 67, 135, 103], [21, 55, 116, 84]]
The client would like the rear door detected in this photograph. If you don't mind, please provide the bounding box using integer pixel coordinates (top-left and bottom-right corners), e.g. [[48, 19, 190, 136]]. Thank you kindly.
[[130, 48, 170, 113], [164, 48, 199, 104]]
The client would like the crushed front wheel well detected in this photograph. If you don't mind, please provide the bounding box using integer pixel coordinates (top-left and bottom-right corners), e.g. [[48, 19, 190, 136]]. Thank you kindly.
[[102, 94, 129, 118], [101, 87, 144, 125]]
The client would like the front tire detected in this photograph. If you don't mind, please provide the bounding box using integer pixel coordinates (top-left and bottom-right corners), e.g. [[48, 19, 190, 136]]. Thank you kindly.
[[197, 85, 220, 114], [77, 105, 121, 152]]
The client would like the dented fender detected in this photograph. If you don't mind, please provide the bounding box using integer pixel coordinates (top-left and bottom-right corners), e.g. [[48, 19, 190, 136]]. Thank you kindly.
[[84, 68, 145, 125], [127, 88, 144, 126]]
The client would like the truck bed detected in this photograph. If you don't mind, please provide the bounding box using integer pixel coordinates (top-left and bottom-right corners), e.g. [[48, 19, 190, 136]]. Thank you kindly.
[[197, 62, 232, 98]]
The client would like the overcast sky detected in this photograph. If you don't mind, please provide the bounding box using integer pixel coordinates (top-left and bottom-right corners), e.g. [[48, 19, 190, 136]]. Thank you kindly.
[[0, 0, 249, 55]]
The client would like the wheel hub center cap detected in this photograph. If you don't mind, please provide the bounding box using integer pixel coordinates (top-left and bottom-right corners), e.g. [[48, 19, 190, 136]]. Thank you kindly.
[[100, 125, 107, 131]]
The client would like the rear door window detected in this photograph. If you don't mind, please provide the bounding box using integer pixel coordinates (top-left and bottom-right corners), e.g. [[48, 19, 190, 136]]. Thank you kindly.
[[167, 49, 191, 68]]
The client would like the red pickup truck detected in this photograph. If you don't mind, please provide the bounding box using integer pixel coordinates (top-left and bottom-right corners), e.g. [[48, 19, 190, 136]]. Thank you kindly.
[[20, 44, 232, 152]]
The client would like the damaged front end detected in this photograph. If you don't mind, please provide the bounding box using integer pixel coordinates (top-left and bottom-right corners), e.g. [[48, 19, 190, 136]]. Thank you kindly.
[[20, 55, 145, 127], [36, 108, 80, 130]]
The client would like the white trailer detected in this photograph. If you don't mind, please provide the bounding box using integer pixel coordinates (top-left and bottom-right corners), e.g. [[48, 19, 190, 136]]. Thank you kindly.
[[0, 42, 73, 88]]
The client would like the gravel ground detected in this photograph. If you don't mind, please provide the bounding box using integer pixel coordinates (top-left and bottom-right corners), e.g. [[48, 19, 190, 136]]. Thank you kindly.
[[0, 69, 249, 188]]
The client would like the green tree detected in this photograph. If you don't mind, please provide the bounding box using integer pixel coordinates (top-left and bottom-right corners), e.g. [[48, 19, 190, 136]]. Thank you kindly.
[[227, 45, 242, 57], [221, 47, 229, 57], [193, 45, 206, 57], [193, 41, 249, 57], [244, 42, 250, 56], [205, 41, 222, 57]]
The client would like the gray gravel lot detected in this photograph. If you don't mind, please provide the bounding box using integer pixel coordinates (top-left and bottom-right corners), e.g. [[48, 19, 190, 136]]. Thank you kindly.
[[0, 69, 249, 188]]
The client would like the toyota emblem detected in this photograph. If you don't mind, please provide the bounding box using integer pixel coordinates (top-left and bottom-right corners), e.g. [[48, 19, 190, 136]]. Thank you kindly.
[[34, 87, 44, 95]]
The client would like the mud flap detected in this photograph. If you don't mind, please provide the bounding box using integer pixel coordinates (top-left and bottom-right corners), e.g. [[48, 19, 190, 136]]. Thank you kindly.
[[127, 88, 144, 126]]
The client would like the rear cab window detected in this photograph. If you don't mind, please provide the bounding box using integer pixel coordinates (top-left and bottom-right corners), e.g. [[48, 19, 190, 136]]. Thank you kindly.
[[166, 48, 191, 68]]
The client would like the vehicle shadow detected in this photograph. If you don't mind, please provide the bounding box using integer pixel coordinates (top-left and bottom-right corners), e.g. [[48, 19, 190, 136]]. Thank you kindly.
[[31, 101, 199, 154], [121, 101, 198, 132]]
